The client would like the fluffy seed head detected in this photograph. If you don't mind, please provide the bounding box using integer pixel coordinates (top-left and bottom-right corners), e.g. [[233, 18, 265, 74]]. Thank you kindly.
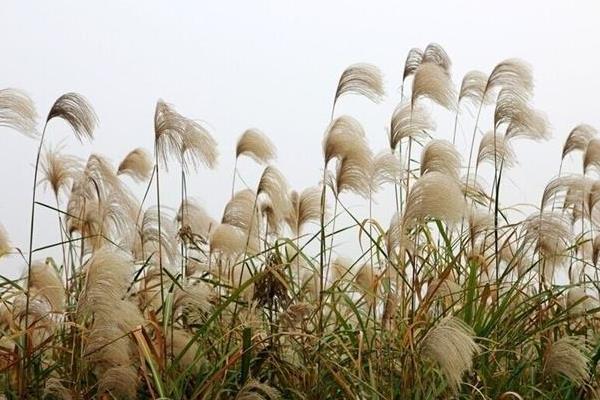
[[563, 124, 597, 159], [0, 88, 38, 136], [236, 128, 277, 164], [411, 62, 456, 110], [117, 148, 153, 182], [420, 317, 479, 391], [47, 92, 97, 141], [543, 336, 590, 386], [389, 101, 435, 150], [334, 63, 385, 105], [420, 139, 461, 179]]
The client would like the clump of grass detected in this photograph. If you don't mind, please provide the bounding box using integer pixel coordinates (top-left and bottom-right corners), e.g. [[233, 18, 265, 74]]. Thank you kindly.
[[2, 43, 600, 399]]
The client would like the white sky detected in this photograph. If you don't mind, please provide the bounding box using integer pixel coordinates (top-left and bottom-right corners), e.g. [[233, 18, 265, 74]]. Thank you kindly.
[[1, 1, 600, 277]]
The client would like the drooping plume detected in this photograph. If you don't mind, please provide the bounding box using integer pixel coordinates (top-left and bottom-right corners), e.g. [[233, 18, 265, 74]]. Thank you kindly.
[[0, 224, 10, 258], [563, 124, 597, 159], [420, 317, 480, 391], [177, 198, 216, 241], [46, 92, 98, 141], [0, 88, 38, 136], [181, 119, 218, 172], [322, 115, 370, 166], [420, 139, 461, 179], [543, 336, 590, 386], [411, 62, 456, 110], [477, 131, 516, 169], [402, 172, 466, 227], [422, 43, 452, 75], [236, 128, 277, 165], [389, 101, 435, 150], [333, 63, 385, 105], [402, 48, 424, 82], [117, 148, 153, 182], [583, 137, 600, 174], [285, 187, 322, 236], [40, 145, 83, 198], [370, 151, 405, 191], [458, 70, 490, 107]]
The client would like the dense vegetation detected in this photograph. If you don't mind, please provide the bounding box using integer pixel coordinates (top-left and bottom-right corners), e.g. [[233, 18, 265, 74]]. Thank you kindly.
[[1, 43, 600, 399]]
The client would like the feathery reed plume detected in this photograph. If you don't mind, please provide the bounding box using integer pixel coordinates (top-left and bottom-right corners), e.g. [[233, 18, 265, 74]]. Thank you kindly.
[[468, 209, 494, 246], [402, 172, 466, 227], [354, 262, 379, 303], [411, 62, 456, 110], [181, 119, 218, 171], [154, 99, 185, 167], [477, 131, 516, 168], [79, 249, 142, 399], [541, 175, 592, 210], [0, 224, 11, 258], [458, 70, 490, 107], [371, 151, 405, 190], [169, 329, 200, 370], [327, 154, 373, 199], [566, 287, 598, 316], [487, 58, 533, 96], [322, 115, 369, 165], [0, 88, 38, 136], [285, 187, 321, 236], [422, 43, 452, 74], [210, 223, 257, 257], [13, 261, 65, 346], [494, 88, 549, 142], [563, 124, 597, 159], [236, 129, 277, 165], [135, 206, 178, 266], [46, 93, 97, 141], [420, 139, 461, 179], [543, 336, 590, 386], [40, 145, 83, 198], [420, 316, 479, 391], [117, 148, 152, 182], [333, 63, 385, 105], [523, 212, 572, 281], [222, 189, 260, 234], [388, 101, 435, 150], [177, 198, 216, 241], [584, 138, 600, 174], [402, 48, 424, 82], [258, 166, 291, 218]]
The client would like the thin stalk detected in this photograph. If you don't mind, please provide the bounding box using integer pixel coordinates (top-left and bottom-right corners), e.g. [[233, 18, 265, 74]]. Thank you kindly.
[[21, 122, 48, 396]]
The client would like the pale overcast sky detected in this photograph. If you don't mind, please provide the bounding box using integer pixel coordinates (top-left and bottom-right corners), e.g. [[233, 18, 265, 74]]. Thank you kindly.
[[1, 1, 599, 277]]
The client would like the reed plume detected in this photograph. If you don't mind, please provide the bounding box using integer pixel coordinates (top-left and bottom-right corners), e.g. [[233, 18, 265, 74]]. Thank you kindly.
[[333, 63, 385, 106], [563, 124, 597, 159], [47, 92, 97, 142], [411, 62, 456, 110], [236, 129, 277, 165], [117, 148, 153, 182], [0, 224, 11, 258], [402, 172, 466, 227], [543, 336, 590, 386], [422, 43, 452, 75], [181, 119, 218, 172], [420, 139, 461, 179], [40, 145, 83, 199], [402, 48, 424, 82], [388, 101, 435, 150], [0, 88, 38, 136], [285, 187, 321, 236], [420, 316, 479, 391]]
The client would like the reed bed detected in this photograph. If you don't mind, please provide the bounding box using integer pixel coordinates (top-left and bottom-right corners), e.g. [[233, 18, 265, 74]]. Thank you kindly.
[[1, 43, 600, 399]]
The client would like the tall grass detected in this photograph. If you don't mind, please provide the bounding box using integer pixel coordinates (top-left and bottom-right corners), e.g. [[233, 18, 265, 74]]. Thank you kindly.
[[1, 44, 600, 399]]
